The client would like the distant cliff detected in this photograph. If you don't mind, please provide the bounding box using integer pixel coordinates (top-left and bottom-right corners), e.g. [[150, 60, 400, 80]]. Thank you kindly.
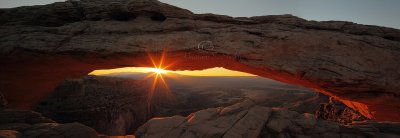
[[34, 76, 150, 136]]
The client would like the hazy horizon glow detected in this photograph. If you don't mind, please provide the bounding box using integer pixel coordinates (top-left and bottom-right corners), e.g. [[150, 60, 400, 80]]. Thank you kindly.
[[0, 0, 399, 29], [89, 67, 256, 77]]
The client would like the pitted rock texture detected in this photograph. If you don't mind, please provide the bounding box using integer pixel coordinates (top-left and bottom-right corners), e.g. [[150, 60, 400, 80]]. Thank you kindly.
[[315, 97, 367, 124], [136, 100, 400, 138], [0, 0, 399, 121], [34, 76, 150, 136]]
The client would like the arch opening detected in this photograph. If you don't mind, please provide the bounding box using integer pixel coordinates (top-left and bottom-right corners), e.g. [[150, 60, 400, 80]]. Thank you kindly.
[[0, 49, 397, 125], [35, 65, 339, 135], [26, 50, 367, 135]]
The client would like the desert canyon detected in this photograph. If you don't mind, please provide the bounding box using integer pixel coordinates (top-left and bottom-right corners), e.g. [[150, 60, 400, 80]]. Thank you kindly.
[[1, 0, 400, 137]]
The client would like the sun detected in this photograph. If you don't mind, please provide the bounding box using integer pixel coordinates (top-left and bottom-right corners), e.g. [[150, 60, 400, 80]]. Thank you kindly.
[[143, 48, 176, 102], [149, 68, 169, 74]]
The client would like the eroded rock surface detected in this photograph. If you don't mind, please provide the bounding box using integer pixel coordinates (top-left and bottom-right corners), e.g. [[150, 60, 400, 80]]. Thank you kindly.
[[34, 76, 150, 136], [136, 99, 272, 138], [0, 0, 399, 121], [136, 100, 400, 138], [315, 97, 367, 124]]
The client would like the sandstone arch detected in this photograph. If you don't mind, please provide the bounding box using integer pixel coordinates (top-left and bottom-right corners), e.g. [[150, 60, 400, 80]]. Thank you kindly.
[[0, 0, 399, 121]]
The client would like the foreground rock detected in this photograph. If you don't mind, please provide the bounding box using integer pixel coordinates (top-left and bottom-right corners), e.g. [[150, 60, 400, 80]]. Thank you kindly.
[[315, 97, 367, 124], [0, 0, 400, 121], [136, 100, 400, 138], [34, 76, 149, 136], [136, 99, 271, 138], [0, 110, 98, 138]]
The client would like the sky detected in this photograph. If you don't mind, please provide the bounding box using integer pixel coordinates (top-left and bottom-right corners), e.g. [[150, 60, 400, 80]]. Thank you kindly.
[[89, 67, 256, 76], [0, 0, 399, 29]]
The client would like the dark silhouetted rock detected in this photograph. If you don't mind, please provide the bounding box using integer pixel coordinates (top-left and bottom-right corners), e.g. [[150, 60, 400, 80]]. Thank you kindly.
[[0, 110, 55, 125], [0, 92, 7, 110], [0, 109, 99, 138], [34, 76, 150, 136], [38, 123, 98, 138]]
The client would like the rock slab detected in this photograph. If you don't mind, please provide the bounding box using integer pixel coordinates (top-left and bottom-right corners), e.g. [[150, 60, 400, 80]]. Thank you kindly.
[[136, 99, 271, 138], [136, 100, 400, 138]]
